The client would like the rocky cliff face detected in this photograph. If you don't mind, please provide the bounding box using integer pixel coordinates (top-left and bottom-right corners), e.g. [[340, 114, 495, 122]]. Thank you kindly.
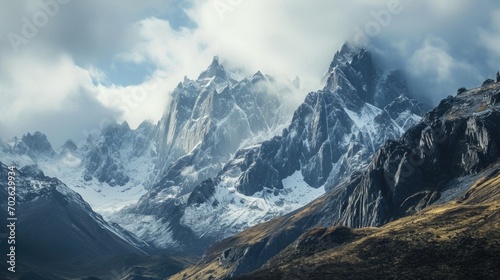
[[151, 57, 293, 197], [81, 120, 158, 187], [172, 82, 500, 278], [214, 44, 423, 198]]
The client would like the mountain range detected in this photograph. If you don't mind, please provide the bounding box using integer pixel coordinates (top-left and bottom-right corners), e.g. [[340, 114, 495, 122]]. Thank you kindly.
[[1, 42, 499, 280], [111, 43, 425, 253]]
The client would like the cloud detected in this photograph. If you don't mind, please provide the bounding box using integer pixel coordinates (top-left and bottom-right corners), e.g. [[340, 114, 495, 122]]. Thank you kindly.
[[1, 0, 499, 146], [0, 52, 86, 121], [0, 50, 114, 147], [479, 9, 500, 66], [350, 0, 496, 102], [92, 69, 172, 130], [0, 0, 175, 61], [405, 36, 483, 102], [0, 0, 177, 146], [410, 37, 457, 82]]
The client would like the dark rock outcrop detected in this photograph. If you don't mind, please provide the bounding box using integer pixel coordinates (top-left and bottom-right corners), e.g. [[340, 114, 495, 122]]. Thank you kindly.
[[187, 178, 217, 206]]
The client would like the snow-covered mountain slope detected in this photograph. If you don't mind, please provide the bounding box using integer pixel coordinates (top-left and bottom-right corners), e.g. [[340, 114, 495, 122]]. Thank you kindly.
[[0, 124, 155, 218], [180, 171, 325, 239], [0, 161, 197, 279], [0, 162, 148, 264], [117, 43, 425, 252]]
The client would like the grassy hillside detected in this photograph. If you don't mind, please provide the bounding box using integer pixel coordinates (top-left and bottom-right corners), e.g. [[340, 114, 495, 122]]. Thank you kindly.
[[237, 167, 500, 280], [171, 166, 500, 280]]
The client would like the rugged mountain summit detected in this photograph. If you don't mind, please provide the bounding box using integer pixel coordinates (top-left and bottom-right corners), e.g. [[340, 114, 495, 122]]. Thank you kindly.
[[151, 56, 293, 196], [11, 132, 56, 159], [172, 82, 500, 279], [215, 43, 422, 194], [118, 43, 425, 252], [0, 56, 297, 253], [107, 57, 295, 250]]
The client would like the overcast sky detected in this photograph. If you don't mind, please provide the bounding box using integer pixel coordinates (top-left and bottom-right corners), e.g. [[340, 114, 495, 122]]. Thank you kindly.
[[0, 0, 499, 147]]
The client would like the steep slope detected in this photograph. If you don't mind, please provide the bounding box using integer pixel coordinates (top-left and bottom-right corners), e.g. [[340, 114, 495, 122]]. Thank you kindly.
[[81, 121, 156, 187], [171, 82, 500, 279], [0, 121, 157, 218], [237, 167, 500, 280], [121, 43, 424, 252], [0, 162, 164, 279], [1, 132, 58, 170]]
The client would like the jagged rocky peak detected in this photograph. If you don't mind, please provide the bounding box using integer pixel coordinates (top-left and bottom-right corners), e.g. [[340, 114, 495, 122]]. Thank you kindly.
[[136, 119, 155, 131], [151, 54, 295, 187], [102, 121, 131, 142], [198, 55, 227, 80], [82, 121, 135, 187], [13, 131, 56, 158], [324, 43, 424, 120], [327, 42, 363, 70], [323, 43, 376, 105], [177, 75, 199, 94]]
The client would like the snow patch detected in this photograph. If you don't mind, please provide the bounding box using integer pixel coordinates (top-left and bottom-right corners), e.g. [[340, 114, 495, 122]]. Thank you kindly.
[[180, 170, 325, 240]]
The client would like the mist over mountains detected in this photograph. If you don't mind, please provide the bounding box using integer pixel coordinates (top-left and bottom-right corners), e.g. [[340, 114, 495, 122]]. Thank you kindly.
[[1, 36, 500, 279], [1, 1, 499, 148]]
